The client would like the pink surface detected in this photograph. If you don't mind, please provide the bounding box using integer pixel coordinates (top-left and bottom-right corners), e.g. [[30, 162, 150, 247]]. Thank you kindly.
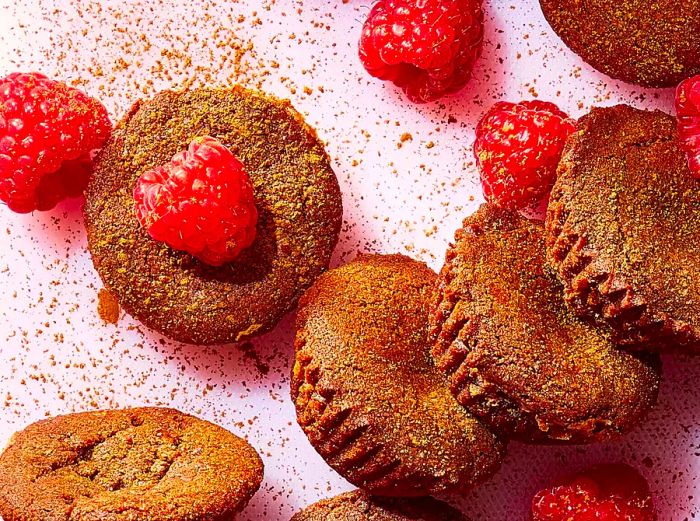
[[0, 1, 696, 519]]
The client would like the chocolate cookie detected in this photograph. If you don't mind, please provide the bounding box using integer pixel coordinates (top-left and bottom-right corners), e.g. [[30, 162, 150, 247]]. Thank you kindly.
[[431, 205, 660, 443], [292, 254, 504, 497], [85, 86, 343, 345], [290, 490, 467, 521], [0, 408, 263, 521], [547, 105, 700, 351], [539, 0, 700, 87]]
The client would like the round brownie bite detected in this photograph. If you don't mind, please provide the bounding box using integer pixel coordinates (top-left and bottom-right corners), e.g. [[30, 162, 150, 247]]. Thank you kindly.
[[290, 490, 467, 521], [292, 254, 504, 497], [0, 408, 263, 521], [431, 204, 660, 443], [547, 104, 700, 351], [539, 0, 700, 87], [85, 86, 343, 345]]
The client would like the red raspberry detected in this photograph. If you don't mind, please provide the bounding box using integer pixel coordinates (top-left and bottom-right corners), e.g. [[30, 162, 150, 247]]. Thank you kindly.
[[358, 0, 484, 103], [675, 74, 700, 177], [474, 100, 576, 210], [133, 136, 258, 267], [532, 464, 657, 521], [0, 72, 112, 213]]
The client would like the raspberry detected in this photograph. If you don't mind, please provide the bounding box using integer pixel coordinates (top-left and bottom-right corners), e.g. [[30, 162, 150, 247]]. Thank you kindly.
[[675, 74, 700, 178], [133, 136, 258, 267], [0, 72, 112, 213], [474, 100, 576, 210], [358, 0, 484, 103], [532, 464, 657, 521]]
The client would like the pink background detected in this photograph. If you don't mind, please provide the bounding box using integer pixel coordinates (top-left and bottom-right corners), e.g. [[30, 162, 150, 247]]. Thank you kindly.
[[0, 1, 696, 519]]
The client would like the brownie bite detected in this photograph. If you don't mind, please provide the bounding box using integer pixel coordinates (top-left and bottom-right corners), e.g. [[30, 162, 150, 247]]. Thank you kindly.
[[539, 0, 700, 87], [292, 254, 504, 497], [547, 104, 700, 351], [290, 490, 467, 521], [85, 86, 343, 345], [431, 204, 660, 443], [0, 408, 263, 521]]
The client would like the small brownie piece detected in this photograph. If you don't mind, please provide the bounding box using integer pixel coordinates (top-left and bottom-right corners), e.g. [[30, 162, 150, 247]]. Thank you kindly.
[[292, 254, 504, 497], [290, 490, 467, 521], [539, 0, 700, 87], [0, 408, 263, 521], [431, 205, 660, 443], [85, 86, 342, 345], [547, 105, 700, 351]]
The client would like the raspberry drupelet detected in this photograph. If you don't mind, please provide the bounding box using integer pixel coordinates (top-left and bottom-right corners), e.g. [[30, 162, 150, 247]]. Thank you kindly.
[[474, 100, 575, 210], [0, 72, 112, 213], [359, 0, 484, 103], [133, 136, 258, 267]]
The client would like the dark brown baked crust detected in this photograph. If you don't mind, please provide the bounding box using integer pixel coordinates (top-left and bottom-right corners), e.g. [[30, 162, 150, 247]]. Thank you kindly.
[[547, 105, 700, 351], [292, 254, 504, 497], [539, 0, 700, 87], [85, 86, 343, 345], [290, 490, 467, 521], [0, 408, 263, 521], [431, 205, 660, 443]]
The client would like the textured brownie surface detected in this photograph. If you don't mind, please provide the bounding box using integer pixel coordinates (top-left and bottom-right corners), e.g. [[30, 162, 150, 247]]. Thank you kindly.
[[292, 254, 503, 497], [85, 86, 343, 345], [0, 407, 264, 521], [290, 490, 467, 521], [540, 0, 700, 87], [547, 105, 700, 351], [431, 204, 660, 443]]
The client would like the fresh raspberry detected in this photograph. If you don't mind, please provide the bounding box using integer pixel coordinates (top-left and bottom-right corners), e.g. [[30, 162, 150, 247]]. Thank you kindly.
[[675, 74, 700, 177], [133, 136, 258, 267], [0, 72, 112, 213], [532, 464, 657, 521], [358, 0, 484, 103], [474, 100, 576, 210]]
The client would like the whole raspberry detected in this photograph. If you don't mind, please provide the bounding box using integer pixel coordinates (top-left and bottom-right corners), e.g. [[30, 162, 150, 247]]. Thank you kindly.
[[133, 136, 258, 267], [474, 100, 576, 210], [675, 74, 700, 177], [0, 72, 112, 213], [532, 464, 657, 521], [358, 0, 484, 103]]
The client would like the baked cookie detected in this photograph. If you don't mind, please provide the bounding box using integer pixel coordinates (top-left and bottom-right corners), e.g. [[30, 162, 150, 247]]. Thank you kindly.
[[431, 205, 660, 443], [0, 408, 263, 521], [290, 490, 467, 521], [539, 0, 700, 87], [85, 86, 343, 345], [547, 105, 700, 351], [292, 254, 504, 497]]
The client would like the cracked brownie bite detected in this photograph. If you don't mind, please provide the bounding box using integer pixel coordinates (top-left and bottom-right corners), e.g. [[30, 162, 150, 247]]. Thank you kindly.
[[431, 205, 660, 443], [290, 490, 467, 521], [547, 105, 700, 351], [539, 0, 700, 87], [85, 86, 342, 345], [292, 254, 504, 497], [0, 407, 263, 521]]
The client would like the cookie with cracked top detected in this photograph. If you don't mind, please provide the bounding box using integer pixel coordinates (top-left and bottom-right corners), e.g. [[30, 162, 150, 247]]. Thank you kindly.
[[0, 407, 263, 521], [431, 204, 660, 443], [290, 490, 467, 521], [539, 0, 700, 87], [547, 105, 700, 352], [85, 86, 342, 345], [292, 254, 504, 497]]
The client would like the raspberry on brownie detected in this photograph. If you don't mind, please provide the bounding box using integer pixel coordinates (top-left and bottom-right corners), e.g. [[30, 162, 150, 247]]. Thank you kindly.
[[547, 105, 700, 351], [292, 254, 503, 497], [0, 408, 264, 521], [85, 86, 342, 345], [539, 0, 700, 87], [291, 490, 468, 521], [431, 204, 660, 443]]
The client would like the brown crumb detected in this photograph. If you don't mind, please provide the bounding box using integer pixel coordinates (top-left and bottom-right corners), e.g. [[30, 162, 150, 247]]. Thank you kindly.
[[97, 288, 120, 325]]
